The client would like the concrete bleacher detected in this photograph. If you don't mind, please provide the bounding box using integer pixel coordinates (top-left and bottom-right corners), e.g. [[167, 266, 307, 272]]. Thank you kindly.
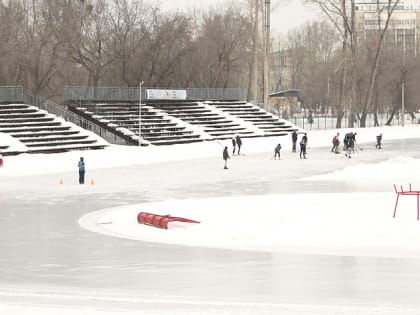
[[74, 102, 203, 145], [0, 103, 107, 154], [149, 101, 260, 140], [205, 101, 296, 136], [67, 99, 298, 146]]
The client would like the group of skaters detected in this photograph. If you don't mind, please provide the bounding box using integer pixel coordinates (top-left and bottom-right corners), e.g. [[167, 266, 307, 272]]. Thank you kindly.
[[330, 131, 382, 158], [330, 132, 357, 158], [223, 129, 384, 168], [274, 130, 308, 160], [291, 130, 308, 159], [223, 135, 243, 169]]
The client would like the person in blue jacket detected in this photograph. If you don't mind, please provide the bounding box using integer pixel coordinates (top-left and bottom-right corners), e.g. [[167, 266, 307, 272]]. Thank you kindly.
[[78, 157, 85, 184]]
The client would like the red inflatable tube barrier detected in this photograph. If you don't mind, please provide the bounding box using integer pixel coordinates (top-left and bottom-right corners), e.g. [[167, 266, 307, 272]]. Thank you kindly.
[[137, 212, 200, 229]]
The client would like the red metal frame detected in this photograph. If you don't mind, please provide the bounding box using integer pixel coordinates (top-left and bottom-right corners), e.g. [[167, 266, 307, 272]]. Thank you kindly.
[[393, 184, 420, 221]]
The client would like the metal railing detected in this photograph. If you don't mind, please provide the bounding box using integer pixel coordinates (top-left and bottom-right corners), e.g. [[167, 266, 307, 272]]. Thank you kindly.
[[63, 86, 246, 102], [0, 86, 131, 144]]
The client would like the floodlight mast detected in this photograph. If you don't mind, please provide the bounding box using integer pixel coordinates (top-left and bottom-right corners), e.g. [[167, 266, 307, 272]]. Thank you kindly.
[[139, 81, 144, 147]]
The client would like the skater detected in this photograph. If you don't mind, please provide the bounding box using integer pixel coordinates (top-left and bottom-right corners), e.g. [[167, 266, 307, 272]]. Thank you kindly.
[[343, 132, 353, 151], [0, 153, 3, 168], [223, 146, 230, 169], [345, 135, 354, 158], [274, 143, 282, 160], [291, 130, 298, 152], [376, 133, 382, 149], [299, 133, 308, 159], [231, 136, 236, 155], [331, 133, 340, 153], [78, 157, 85, 184], [236, 135, 242, 155]]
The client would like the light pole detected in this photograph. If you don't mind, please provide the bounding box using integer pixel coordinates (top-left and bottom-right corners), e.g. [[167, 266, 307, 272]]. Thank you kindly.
[[401, 79, 405, 127], [263, 0, 271, 111], [139, 81, 144, 146]]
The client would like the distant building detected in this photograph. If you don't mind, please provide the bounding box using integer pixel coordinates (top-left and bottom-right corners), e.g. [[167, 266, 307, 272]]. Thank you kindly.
[[355, 0, 420, 55], [269, 89, 302, 118]]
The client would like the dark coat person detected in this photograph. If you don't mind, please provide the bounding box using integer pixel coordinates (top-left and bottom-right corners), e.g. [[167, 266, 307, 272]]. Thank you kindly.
[[235, 135, 242, 155], [78, 157, 85, 184], [376, 134, 382, 149], [292, 131, 298, 152], [274, 143, 282, 160], [299, 133, 308, 159], [223, 146, 230, 169]]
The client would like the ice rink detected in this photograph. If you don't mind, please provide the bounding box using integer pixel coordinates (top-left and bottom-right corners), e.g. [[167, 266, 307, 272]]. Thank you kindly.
[[2, 129, 420, 314]]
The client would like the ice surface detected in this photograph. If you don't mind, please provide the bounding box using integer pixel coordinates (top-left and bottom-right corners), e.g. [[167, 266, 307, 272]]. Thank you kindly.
[[2, 125, 420, 314]]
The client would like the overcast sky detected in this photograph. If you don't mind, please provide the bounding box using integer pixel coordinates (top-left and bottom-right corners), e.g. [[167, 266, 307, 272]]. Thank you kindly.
[[159, 0, 322, 36]]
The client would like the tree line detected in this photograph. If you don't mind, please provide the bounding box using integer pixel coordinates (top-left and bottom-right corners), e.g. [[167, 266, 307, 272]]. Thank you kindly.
[[0, 0, 254, 98], [300, 0, 420, 127], [0, 0, 418, 128]]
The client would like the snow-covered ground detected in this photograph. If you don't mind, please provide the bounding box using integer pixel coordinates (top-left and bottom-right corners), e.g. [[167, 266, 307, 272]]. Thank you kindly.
[[2, 125, 420, 314]]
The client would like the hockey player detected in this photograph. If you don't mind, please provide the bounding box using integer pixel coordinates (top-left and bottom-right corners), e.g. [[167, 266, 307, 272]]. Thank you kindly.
[[376, 134, 382, 149], [236, 135, 242, 155], [291, 131, 298, 152], [223, 146, 230, 169], [299, 133, 308, 159], [274, 143, 282, 160], [331, 133, 340, 153], [231, 136, 236, 155]]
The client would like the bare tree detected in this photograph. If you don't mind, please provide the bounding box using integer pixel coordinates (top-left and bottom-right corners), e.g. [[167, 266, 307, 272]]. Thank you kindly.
[[14, 0, 71, 96], [51, 0, 115, 87], [0, 1, 25, 85], [192, 5, 252, 88], [106, 0, 148, 86], [359, 0, 401, 127]]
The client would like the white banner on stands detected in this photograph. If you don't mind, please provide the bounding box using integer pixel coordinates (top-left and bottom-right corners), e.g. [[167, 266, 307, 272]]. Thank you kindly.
[[146, 89, 187, 100]]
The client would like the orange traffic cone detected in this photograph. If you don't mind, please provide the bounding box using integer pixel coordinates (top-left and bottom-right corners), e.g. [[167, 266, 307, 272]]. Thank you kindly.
[[59, 178, 63, 185], [90, 178, 95, 186]]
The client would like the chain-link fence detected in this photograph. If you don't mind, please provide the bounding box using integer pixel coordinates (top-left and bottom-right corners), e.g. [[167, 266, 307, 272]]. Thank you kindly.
[[283, 112, 419, 131]]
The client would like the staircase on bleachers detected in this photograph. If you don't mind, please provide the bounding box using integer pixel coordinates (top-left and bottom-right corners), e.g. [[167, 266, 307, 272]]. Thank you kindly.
[[0, 145, 9, 153], [149, 101, 260, 140], [0, 103, 107, 153], [75, 102, 203, 145], [205, 101, 297, 136]]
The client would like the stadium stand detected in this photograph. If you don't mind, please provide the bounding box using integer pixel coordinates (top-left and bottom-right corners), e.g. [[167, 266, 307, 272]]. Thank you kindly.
[[69, 100, 298, 145], [205, 101, 293, 136], [71, 102, 204, 145], [148, 100, 261, 140], [0, 103, 107, 154], [62, 86, 299, 146]]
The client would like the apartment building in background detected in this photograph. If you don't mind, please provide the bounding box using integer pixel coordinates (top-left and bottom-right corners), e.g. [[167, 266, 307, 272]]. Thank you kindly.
[[355, 0, 420, 55]]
